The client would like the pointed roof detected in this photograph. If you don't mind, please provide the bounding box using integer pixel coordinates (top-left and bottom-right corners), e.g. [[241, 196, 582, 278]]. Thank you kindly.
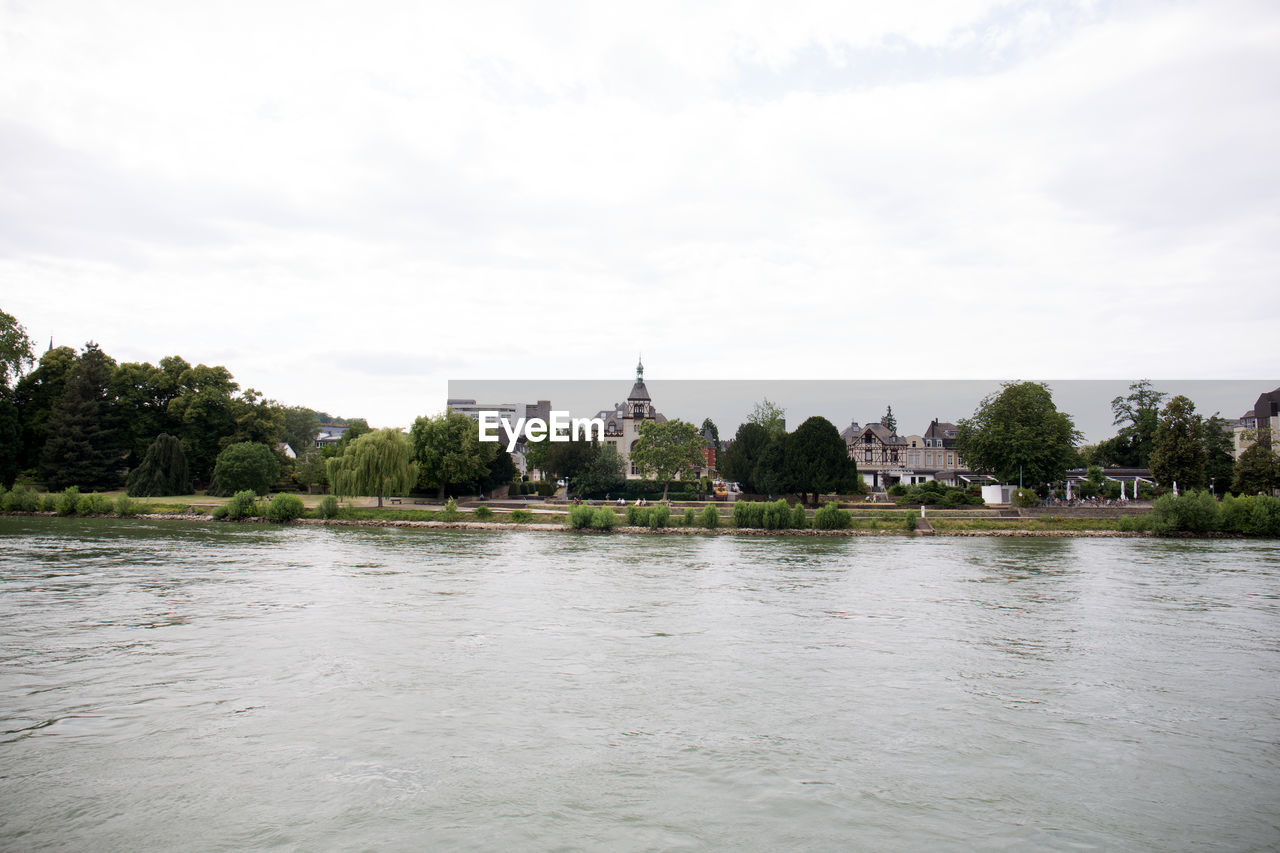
[[628, 356, 650, 401]]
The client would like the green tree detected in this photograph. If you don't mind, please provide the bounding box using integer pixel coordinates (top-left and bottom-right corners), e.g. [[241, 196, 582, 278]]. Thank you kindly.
[[700, 418, 720, 446], [126, 433, 192, 497], [630, 419, 706, 500], [1095, 380, 1166, 467], [294, 450, 329, 492], [1150, 395, 1206, 490], [227, 389, 286, 450], [721, 421, 771, 494], [13, 345, 79, 472], [481, 448, 519, 495], [1232, 434, 1279, 496], [327, 428, 418, 507], [1202, 414, 1236, 495], [0, 386, 19, 488], [747, 398, 787, 437], [571, 443, 626, 498], [955, 381, 1080, 489], [753, 433, 791, 498], [0, 308, 34, 388], [111, 360, 181, 466], [39, 342, 122, 491], [167, 364, 238, 486], [540, 438, 599, 484], [282, 406, 322, 456], [209, 442, 280, 496], [882, 405, 897, 434], [334, 418, 371, 453], [786, 415, 858, 505], [410, 410, 494, 498]]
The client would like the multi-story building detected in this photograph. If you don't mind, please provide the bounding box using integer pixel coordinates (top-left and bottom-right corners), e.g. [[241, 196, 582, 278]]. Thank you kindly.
[[590, 360, 712, 481], [1233, 386, 1280, 459], [844, 418, 969, 490]]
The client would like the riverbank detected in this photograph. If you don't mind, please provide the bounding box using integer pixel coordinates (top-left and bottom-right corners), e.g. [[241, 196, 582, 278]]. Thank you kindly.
[[0, 509, 1168, 537]]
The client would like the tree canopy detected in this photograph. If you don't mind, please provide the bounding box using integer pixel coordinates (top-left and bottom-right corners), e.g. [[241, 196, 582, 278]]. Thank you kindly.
[[209, 441, 280, 496], [327, 428, 418, 507], [955, 381, 1080, 489], [720, 421, 771, 494], [39, 343, 123, 491], [0, 308, 34, 388], [630, 419, 706, 499], [786, 415, 859, 504], [1150, 395, 1206, 490], [127, 433, 192, 497], [1093, 380, 1166, 467], [410, 410, 494, 498], [1232, 433, 1279, 496], [747, 398, 787, 437]]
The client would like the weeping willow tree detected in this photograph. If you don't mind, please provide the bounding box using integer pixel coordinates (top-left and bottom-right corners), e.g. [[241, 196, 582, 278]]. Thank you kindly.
[[127, 433, 191, 497], [326, 428, 418, 508]]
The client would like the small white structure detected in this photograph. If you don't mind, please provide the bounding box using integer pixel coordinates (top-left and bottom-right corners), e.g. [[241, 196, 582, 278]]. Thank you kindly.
[[982, 484, 1016, 505]]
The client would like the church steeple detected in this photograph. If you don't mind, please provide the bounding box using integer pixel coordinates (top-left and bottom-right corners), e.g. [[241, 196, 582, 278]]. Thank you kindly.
[[636, 355, 644, 382]]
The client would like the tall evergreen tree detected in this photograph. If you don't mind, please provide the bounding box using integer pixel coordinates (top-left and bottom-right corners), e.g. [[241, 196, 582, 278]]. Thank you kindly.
[[1150, 395, 1206, 490], [786, 415, 859, 505], [13, 345, 79, 472], [39, 342, 122, 491], [882, 405, 897, 434], [1202, 414, 1236, 494]]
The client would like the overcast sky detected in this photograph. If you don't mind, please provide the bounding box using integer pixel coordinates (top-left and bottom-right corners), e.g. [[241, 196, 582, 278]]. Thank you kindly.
[[3, 0, 1277, 431]]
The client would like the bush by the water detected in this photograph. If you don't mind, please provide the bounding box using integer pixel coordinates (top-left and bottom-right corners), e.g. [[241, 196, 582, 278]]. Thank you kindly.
[[1, 486, 40, 512], [813, 501, 852, 530], [683, 508, 697, 527], [223, 490, 261, 520], [316, 495, 339, 519], [474, 505, 494, 521], [646, 505, 671, 529], [56, 487, 80, 516], [1012, 488, 1040, 508], [700, 505, 720, 529], [438, 498, 461, 522], [791, 502, 807, 529], [1149, 491, 1280, 536], [893, 481, 983, 507], [1117, 513, 1153, 532], [75, 492, 113, 515], [266, 493, 305, 523], [568, 504, 595, 529], [591, 507, 619, 530], [114, 494, 137, 516], [510, 509, 534, 523], [732, 499, 802, 529]]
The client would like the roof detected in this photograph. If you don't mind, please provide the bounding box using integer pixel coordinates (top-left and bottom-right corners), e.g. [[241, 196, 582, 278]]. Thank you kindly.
[[627, 380, 651, 401]]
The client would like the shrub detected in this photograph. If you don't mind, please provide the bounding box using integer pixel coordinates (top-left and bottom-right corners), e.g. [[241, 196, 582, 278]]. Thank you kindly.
[[626, 504, 644, 526], [510, 509, 534, 523], [763, 499, 791, 530], [813, 501, 852, 530], [1245, 496, 1280, 537], [316, 495, 339, 519], [732, 500, 751, 528], [1012, 488, 1040, 508], [57, 486, 81, 516], [438, 498, 460, 522], [42, 493, 59, 512], [2, 486, 39, 512], [887, 483, 908, 496], [474, 505, 494, 521], [1151, 491, 1220, 534], [210, 504, 229, 520], [903, 514, 917, 532], [647, 504, 670, 529], [568, 504, 595, 529], [747, 501, 767, 529], [683, 508, 697, 527], [266, 493, 305, 523], [791, 502, 807, 529], [114, 494, 138, 516], [591, 507, 619, 530], [700, 505, 720, 529], [1117, 513, 1153, 533], [224, 490, 260, 520], [75, 493, 113, 515]]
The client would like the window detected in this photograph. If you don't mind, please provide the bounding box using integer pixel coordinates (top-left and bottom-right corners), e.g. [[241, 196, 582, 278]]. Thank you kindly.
[[864, 450, 872, 462]]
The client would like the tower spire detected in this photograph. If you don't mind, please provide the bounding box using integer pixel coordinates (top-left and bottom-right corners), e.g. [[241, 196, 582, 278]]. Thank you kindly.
[[636, 354, 644, 382]]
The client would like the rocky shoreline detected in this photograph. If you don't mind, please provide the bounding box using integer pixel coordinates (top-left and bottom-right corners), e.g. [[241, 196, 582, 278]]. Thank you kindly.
[[0, 511, 1164, 538]]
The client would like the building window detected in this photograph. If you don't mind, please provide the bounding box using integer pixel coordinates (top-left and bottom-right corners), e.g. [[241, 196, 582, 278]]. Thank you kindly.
[[864, 450, 872, 462]]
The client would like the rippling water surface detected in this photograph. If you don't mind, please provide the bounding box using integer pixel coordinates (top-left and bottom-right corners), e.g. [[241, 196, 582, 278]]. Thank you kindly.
[[2, 516, 1278, 850]]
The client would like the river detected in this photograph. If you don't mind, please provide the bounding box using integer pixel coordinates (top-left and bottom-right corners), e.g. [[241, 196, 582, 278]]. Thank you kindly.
[[1, 516, 1278, 850]]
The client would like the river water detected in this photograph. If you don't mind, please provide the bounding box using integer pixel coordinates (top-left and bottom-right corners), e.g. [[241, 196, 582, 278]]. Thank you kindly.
[[1, 516, 1278, 851]]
